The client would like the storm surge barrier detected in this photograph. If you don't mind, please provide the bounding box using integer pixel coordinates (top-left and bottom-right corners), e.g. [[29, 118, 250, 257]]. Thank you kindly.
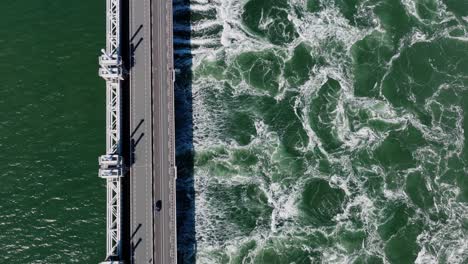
[[97, 0, 125, 262]]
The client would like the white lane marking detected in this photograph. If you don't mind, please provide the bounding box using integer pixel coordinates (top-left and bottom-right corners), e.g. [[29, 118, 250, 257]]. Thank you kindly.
[[159, 2, 166, 262], [143, 0, 151, 261]]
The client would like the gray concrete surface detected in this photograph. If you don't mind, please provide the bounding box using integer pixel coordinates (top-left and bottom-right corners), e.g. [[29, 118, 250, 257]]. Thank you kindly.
[[129, 0, 153, 263], [128, 0, 176, 263], [151, 0, 177, 263]]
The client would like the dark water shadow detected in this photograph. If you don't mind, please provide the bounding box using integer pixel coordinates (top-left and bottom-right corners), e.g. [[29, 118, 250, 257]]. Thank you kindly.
[[173, 0, 196, 263]]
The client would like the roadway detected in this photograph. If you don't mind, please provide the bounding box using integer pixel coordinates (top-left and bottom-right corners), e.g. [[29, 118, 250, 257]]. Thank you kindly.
[[151, 0, 177, 263], [128, 0, 176, 263], [129, 0, 153, 262]]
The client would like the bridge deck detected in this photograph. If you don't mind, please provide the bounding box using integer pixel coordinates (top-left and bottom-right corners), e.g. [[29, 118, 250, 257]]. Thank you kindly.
[[151, 0, 177, 262], [128, 0, 176, 263], [129, 0, 153, 262]]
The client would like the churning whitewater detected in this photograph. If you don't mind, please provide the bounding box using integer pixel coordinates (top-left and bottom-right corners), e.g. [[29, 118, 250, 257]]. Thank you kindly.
[[174, 0, 468, 263]]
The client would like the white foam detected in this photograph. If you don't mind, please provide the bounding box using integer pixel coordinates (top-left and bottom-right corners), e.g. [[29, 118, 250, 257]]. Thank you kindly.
[[192, 20, 223, 31], [173, 37, 220, 46], [185, 0, 468, 262], [174, 4, 215, 13], [289, 6, 372, 52]]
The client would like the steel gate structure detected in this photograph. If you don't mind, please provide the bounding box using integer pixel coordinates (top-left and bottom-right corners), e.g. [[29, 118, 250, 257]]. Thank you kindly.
[[98, 0, 125, 262]]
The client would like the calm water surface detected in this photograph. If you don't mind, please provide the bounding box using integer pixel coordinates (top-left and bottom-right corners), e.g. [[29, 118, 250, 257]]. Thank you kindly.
[[0, 1, 105, 262]]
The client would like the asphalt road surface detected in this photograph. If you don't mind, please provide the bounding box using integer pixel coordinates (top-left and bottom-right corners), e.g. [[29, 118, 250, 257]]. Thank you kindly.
[[129, 0, 176, 263], [151, 0, 177, 263], [129, 0, 153, 262]]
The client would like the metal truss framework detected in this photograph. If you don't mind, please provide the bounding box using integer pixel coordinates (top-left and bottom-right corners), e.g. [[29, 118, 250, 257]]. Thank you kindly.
[[98, 0, 125, 262]]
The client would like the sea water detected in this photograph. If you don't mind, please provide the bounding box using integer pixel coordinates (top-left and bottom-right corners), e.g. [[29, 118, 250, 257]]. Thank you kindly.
[[0, 0, 106, 262], [174, 0, 468, 263]]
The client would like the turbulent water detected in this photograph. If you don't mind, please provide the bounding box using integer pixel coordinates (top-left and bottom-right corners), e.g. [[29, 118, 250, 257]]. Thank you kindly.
[[174, 0, 468, 263], [1, 0, 467, 263]]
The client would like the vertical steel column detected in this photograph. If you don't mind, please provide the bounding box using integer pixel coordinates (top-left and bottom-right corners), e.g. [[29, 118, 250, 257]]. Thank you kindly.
[[98, 0, 125, 262]]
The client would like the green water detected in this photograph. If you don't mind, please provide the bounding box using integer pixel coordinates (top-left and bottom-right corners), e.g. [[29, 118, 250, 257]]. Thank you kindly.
[[1, 0, 467, 263], [0, 0, 105, 262], [175, 0, 468, 263]]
